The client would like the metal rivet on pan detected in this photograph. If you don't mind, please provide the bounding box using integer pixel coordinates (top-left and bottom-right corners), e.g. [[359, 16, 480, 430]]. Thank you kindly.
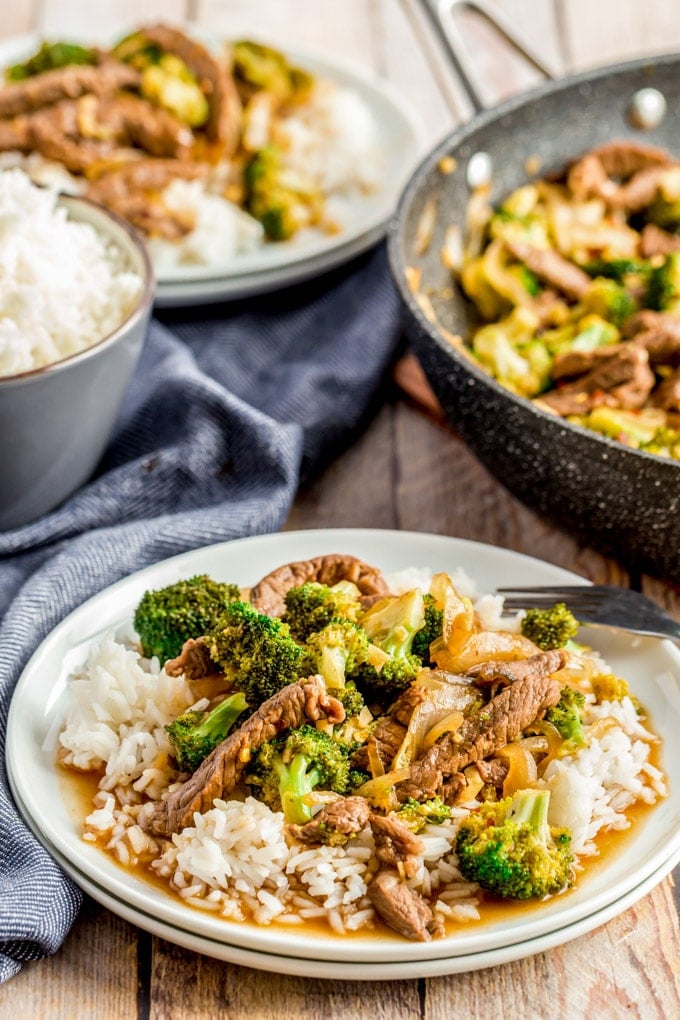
[[467, 151, 492, 189], [628, 87, 667, 130]]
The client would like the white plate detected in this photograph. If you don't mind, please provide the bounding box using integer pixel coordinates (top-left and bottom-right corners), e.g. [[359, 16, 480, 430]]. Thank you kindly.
[[7, 530, 680, 968], [0, 34, 425, 307], [12, 795, 677, 980]]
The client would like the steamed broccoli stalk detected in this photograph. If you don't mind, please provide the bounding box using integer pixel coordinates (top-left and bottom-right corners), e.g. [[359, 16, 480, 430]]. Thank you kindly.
[[165, 691, 249, 772], [134, 575, 241, 663], [455, 788, 573, 900], [301, 619, 370, 690], [544, 686, 586, 751], [396, 797, 452, 833], [647, 253, 680, 312], [244, 146, 321, 241], [6, 41, 96, 81], [283, 582, 361, 642], [411, 594, 444, 664], [208, 600, 304, 708], [520, 602, 579, 651], [246, 724, 360, 824]]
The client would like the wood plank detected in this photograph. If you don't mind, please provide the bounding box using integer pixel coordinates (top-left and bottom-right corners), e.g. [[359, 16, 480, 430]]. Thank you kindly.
[[423, 879, 680, 1020], [0, 897, 140, 1018], [558, 0, 680, 70], [149, 939, 421, 1020]]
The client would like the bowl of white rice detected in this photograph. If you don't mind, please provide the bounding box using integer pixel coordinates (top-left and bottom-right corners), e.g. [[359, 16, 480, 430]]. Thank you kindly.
[[0, 169, 153, 529]]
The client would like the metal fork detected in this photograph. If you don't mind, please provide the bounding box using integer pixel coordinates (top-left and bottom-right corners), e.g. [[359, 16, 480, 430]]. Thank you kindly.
[[497, 584, 680, 642]]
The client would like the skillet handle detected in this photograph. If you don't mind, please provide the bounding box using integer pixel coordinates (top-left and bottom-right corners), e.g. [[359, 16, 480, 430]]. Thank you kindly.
[[409, 0, 558, 113]]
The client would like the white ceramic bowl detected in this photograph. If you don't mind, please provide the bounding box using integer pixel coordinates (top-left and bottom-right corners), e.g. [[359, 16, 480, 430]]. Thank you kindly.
[[0, 195, 154, 530]]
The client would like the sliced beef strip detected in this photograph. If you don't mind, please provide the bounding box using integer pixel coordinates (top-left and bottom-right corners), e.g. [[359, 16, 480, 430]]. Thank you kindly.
[[27, 100, 125, 173], [0, 61, 140, 119], [652, 368, 680, 412], [87, 159, 206, 237], [164, 637, 219, 678], [567, 142, 674, 209], [551, 344, 628, 381], [367, 870, 443, 941], [505, 240, 591, 300], [369, 814, 424, 879], [140, 23, 241, 151], [540, 346, 655, 417], [149, 675, 345, 837], [397, 670, 562, 803], [588, 140, 673, 179], [82, 93, 193, 157], [250, 554, 389, 618], [622, 310, 680, 367], [0, 115, 30, 151], [608, 165, 669, 213], [287, 796, 372, 845], [475, 757, 509, 787], [351, 684, 427, 773], [466, 649, 567, 687], [640, 223, 680, 258]]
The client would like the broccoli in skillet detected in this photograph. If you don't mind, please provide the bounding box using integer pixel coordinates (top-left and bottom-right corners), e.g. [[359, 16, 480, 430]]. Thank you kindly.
[[520, 602, 579, 651], [165, 691, 249, 772], [134, 575, 241, 663], [246, 724, 360, 825], [456, 788, 573, 900], [208, 600, 304, 708], [647, 252, 680, 312]]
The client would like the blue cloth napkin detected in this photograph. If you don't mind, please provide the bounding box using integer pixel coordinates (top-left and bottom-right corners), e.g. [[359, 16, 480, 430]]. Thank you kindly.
[[0, 243, 402, 981]]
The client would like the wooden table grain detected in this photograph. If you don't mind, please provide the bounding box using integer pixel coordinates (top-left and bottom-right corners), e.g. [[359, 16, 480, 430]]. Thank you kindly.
[[2, 1, 680, 1017]]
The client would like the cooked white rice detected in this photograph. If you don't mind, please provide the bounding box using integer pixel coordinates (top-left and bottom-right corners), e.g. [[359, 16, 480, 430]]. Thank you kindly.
[[63, 566, 666, 938], [0, 169, 143, 378]]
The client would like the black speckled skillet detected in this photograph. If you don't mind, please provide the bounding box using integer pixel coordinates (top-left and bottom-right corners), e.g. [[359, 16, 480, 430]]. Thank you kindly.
[[388, 1, 680, 580]]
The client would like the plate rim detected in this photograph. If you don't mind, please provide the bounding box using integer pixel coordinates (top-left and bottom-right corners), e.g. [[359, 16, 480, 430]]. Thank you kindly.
[[7, 528, 680, 964]]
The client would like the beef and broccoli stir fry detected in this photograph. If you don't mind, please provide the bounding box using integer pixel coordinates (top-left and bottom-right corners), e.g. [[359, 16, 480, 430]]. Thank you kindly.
[[56, 553, 664, 943], [460, 140, 680, 458]]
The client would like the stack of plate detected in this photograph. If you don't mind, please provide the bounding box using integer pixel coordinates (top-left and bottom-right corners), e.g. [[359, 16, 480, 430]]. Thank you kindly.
[[7, 531, 680, 979]]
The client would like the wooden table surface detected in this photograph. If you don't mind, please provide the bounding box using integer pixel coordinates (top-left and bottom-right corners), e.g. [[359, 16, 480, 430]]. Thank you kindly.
[[2, 1, 680, 1016]]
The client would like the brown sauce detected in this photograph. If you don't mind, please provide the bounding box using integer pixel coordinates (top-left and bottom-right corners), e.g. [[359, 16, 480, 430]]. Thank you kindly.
[[57, 732, 665, 943]]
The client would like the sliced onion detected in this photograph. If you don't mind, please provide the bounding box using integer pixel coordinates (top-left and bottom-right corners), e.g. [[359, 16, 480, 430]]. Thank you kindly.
[[461, 764, 485, 803], [429, 573, 475, 671], [450, 630, 541, 673], [422, 711, 464, 751], [355, 768, 411, 812], [587, 717, 620, 742], [497, 743, 538, 797], [392, 675, 479, 770], [367, 738, 386, 780], [530, 720, 564, 768]]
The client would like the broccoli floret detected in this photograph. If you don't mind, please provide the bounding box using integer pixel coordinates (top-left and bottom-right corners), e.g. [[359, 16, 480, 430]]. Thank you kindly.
[[247, 724, 357, 824], [582, 258, 651, 285], [208, 600, 304, 708], [141, 53, 209, 127], [134, 575, 241, 663], [456, 788, 573, 900], [647, 253, 680, 312], [352, 655, 422, 704], [232, 40, 313, 100], [301, 619, 370, 690], [544, 686, 586, 751], [591, 673, 643, 713], [471, 312, 552, 398], [361, 589, 426, 657], [244, 146, 322, 240], [335, 682, 366, 718], [396, 797, 452, 833], [411, 594, 444, 664], [582, 278, 636, 328], [520, 602, 579, 651], [6, 41, 96, 81], [639, 425, 680, 460], [165, 691, 249, 772], [283, 582, 361, 642]]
